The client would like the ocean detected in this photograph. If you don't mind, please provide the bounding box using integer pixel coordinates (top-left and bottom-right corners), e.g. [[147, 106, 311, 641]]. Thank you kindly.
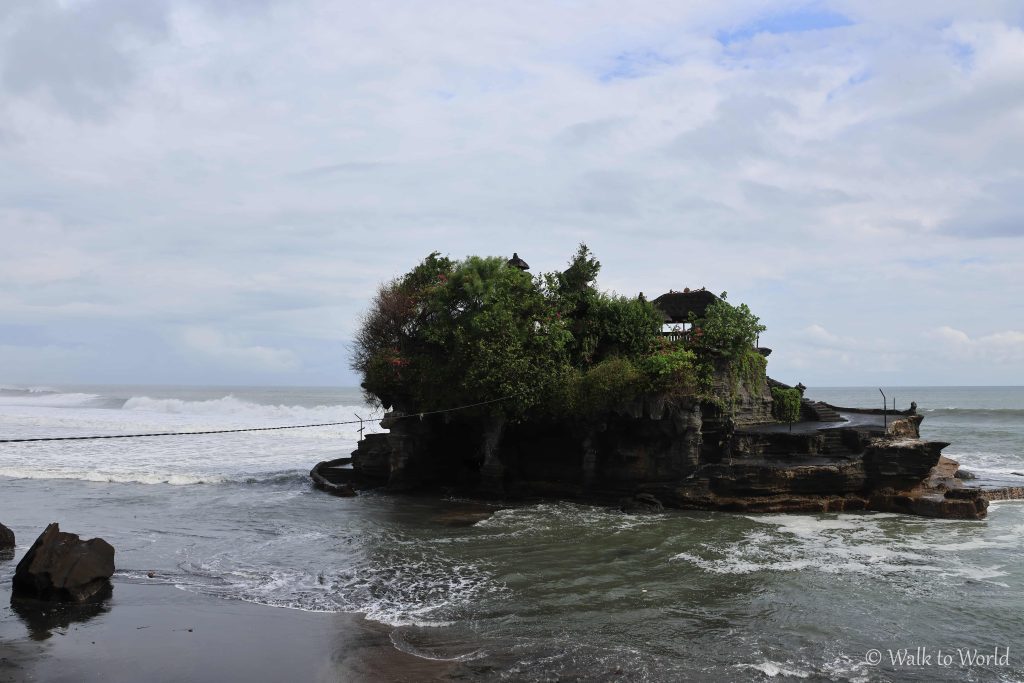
[[1, 385, 1023, 681]]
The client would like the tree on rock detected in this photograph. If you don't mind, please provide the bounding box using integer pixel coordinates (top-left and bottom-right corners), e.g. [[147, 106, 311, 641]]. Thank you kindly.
[[772, 387, 803, 431], [353, 252, 574, 420], [351, 245, 764, 421]]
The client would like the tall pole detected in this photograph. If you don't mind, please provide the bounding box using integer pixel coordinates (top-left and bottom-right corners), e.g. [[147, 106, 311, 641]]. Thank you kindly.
[[879, 389, 887, 430]]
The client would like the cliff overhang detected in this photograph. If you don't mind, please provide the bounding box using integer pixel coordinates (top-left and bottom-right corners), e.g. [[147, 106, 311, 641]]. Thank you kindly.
[[317, 396, 1011, 520]]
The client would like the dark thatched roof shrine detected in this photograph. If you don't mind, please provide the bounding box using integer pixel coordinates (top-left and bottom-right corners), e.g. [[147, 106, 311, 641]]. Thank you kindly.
[[652, 289, 720, 324], [507, 252, 530, 271]]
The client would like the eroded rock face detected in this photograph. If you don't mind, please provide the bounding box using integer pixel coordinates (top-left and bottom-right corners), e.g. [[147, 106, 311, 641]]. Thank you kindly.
[[0, 523, 14, 551], [339, 392, 1002, 520], [620, 493, 664, 513], [12, 523, 115, 602], [703, 458, 867, 497], [350, 432, 392, 483], [886, 415, 923, 439], [863, 439, 946, 490]]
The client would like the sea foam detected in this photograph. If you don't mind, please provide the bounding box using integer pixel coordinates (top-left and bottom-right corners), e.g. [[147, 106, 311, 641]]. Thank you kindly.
[[670, 513, 1011, 584]]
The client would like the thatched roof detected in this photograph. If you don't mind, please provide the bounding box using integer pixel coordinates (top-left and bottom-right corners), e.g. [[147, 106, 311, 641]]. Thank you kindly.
[[652, 289, 720, 324], [507, 252, 530, 271]]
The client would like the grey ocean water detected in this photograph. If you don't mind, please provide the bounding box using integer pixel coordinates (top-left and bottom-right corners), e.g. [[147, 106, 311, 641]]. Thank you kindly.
[[1, 385, 1023, 680]]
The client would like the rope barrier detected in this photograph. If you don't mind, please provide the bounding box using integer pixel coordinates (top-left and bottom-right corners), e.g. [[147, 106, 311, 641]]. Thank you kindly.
[[0, 421, 367, 443], [0, 394, 515, 444]]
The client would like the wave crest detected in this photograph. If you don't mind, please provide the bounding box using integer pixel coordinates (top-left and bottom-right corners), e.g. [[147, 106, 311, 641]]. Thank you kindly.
[[121, 394, 370, 424], [0, 391, 102, 407], [926, 407, 1024, 418], [0, 467, 311, 487]]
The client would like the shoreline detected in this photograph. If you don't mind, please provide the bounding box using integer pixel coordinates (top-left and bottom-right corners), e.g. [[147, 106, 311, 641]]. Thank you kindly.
[[0, 581, 461, 683]]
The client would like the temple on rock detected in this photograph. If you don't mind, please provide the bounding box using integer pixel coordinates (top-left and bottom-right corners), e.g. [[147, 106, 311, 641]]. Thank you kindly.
[[314, 249, 1021, 519]]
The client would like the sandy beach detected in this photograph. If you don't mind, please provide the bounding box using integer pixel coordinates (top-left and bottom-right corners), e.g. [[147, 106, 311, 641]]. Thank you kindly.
[[0, 581, 459, 683]]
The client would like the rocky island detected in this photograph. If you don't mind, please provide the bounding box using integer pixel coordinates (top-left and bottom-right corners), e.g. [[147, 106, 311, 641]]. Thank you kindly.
[[315, 246, 1017, 520]]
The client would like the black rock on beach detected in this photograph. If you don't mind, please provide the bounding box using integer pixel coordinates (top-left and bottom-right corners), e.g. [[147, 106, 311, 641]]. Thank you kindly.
[[0, 522, 14, 551], [12, 523, 115, 602]]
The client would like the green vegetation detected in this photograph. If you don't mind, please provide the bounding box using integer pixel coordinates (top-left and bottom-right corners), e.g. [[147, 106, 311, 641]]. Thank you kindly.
[[688, 298, 766, 359], [771, 387, 803, 430], [353, 252, 572, 418], [352, 245, 769, 420], [574, 357, 644, 415], [638, 343, 707, 394]]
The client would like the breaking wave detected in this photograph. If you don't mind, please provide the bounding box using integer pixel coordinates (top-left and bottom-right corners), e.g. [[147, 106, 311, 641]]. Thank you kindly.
[[0, 387, 378, 452], [120, 395, 370, 424], [0, 466, 311, 487], [0, 391, 104, 408], [0, 387, 376, 425], [926, 407, 1024, 420], [0, 385, 58, 394]]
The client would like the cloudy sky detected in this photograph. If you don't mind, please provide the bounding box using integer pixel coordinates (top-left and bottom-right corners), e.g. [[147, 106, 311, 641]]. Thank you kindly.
[[1, 0, 1022, 388]]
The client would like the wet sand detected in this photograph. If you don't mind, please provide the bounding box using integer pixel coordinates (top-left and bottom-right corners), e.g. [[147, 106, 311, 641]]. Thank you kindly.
[[0, 581, 459, 683]]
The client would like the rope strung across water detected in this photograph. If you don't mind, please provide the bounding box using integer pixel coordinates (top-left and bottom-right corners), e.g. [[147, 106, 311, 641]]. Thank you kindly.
[[0, 394, 514, 444], [0, 421, 367, 443]]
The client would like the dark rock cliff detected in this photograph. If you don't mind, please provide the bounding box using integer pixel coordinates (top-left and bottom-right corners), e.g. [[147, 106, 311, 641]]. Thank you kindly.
[[340, 386, 994, 520]]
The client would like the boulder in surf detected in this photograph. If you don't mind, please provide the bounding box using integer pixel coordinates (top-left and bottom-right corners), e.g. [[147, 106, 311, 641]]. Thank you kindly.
[[12, 523, 115, 602]]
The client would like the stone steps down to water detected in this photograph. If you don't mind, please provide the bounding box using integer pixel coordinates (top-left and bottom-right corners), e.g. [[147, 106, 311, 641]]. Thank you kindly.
[[800, 399, 845, 423], [820, 430, 855, 456], [310, 458, 357, 497]]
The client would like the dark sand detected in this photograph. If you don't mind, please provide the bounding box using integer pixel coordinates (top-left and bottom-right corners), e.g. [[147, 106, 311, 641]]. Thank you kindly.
[[0, 581, 461, 683]]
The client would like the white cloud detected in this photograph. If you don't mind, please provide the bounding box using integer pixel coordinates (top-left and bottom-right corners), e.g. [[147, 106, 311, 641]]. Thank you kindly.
[[0, 0, 170, 119], [931, 326, 1024, 363], [804, 324, 846, 347], [180, 327, 298, 371], [0, 1, 1022, 385]]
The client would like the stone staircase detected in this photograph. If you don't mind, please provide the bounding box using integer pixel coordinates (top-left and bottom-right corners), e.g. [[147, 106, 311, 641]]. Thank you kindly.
[[317, 459, 354, 485], [310, 457, 357, 496], [801, 399, 844, 423], [819, 429, 857, 457]]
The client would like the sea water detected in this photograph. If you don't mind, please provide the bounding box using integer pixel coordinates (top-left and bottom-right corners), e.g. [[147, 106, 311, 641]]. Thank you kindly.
[[1, 385, 1023, 681]]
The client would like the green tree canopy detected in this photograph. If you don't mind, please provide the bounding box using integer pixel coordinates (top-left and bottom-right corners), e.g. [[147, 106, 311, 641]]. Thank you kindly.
[[352, 245, 768, 420], [689, 298, 766, 359]]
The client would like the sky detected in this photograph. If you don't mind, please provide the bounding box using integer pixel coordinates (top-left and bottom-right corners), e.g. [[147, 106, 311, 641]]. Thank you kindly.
[[1, 0, 1022, 388]]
